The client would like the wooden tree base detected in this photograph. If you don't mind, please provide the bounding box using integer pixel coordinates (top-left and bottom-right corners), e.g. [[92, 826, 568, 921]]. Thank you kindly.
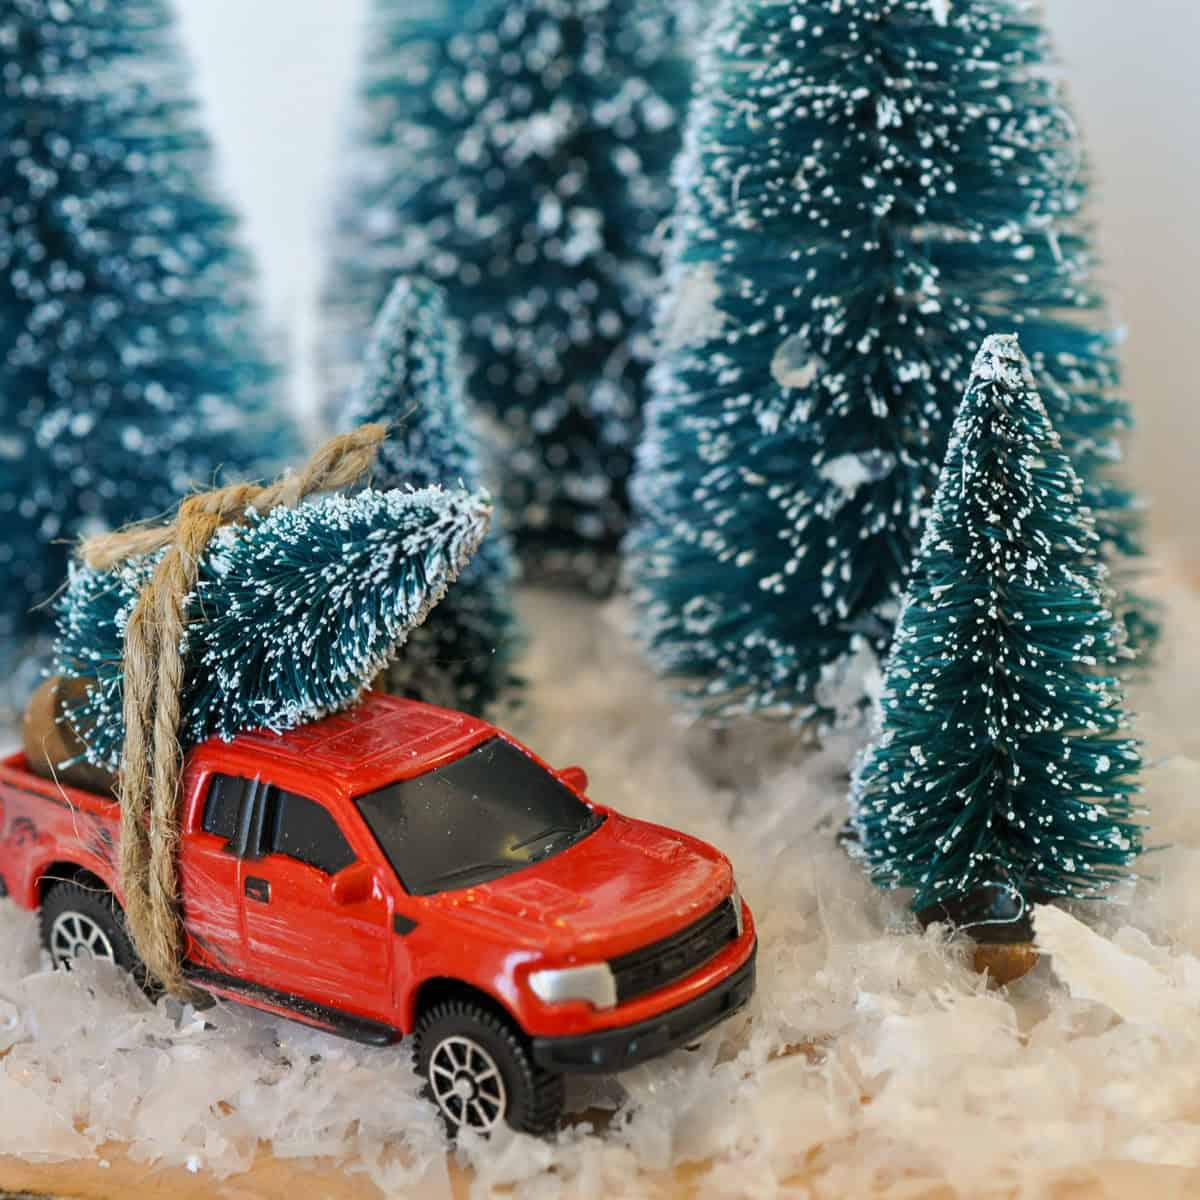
[[974, 941, 1039, 985]]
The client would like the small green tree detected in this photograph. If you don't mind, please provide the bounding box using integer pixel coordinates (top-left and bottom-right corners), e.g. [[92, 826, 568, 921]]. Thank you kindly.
[[344, 277, 520, 714], [0, 444, 50, 709], [55, 487, 493, 771], [851, 335, 1142, 918]]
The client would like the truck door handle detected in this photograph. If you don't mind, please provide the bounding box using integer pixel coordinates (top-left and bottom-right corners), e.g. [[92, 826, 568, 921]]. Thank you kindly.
[[244, 876, 270, 903]]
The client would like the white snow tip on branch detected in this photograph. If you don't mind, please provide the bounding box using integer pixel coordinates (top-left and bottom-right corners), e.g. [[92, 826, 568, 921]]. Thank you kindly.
[[819, 451, 897, 495], [972, 333, 1041, 395], [977, 332, 1022, 362], [928, 0, 951, 25], [876, 96, 902, 131], [1035, 905, 1198, 1032]]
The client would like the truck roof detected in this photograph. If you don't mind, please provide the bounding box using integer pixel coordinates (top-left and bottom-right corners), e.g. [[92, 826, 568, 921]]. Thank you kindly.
[[196, 691, 496, 793]]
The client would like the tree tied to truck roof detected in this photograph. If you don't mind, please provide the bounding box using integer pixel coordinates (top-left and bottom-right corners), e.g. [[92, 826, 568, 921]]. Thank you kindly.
[[77, 424, 388, 999]]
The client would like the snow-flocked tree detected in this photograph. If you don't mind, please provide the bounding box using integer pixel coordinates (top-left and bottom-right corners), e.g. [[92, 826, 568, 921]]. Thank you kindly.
[[0, 0, 295, 684], [0, 440, 47, 697], [851, 334, 1142, 918], [628, 0, 1148, 726], [55, 487, 493, 771], [344, 277, 520, 713], [322, 0, 692, 587]]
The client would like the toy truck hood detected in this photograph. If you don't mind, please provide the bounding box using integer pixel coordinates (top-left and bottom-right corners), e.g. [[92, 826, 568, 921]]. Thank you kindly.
[[428, 812, 733, 956]]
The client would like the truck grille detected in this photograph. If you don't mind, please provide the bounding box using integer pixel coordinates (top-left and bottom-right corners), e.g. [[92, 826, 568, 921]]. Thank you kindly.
[[610, 898, 740, 1004]]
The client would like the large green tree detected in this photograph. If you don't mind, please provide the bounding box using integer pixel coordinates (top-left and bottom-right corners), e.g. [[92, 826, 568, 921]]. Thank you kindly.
[[628, 0, 1148, 726], [851, 334, 1142, 919], [322, 0, 691, 587], [0, 0, 295, 689]]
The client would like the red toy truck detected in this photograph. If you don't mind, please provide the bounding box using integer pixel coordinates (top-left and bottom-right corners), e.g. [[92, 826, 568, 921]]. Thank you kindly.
[[0, 692, 756, 1134]]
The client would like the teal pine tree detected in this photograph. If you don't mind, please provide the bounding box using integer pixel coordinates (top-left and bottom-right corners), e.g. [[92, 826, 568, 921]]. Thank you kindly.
[[851, 335, 1142, 918], [55, 488, 493, 771], [0, 445, 45, 701], [322, 0, 692, 586], [344, 278, 520, 713], [628, 0, 1148, 726], [0, 0, 295, 683]]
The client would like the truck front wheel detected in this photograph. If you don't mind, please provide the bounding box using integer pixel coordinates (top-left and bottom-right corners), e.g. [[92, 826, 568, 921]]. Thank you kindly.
[[415, 999, 564, 1136], [40, 881, 146, 987]]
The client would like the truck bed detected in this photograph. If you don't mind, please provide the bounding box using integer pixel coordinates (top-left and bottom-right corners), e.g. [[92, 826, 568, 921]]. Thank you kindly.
[[0, 752, 121, 910]]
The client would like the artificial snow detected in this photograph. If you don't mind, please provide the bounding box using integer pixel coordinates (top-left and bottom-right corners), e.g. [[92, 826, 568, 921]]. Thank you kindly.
[[1035, 904, 1200, 1032], [0, 577, 1198, 1196]]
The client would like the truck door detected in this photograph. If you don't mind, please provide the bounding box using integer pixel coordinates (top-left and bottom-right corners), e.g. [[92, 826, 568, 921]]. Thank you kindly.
[[178, 771, 251, 974], [237, 784, 393, 1021]]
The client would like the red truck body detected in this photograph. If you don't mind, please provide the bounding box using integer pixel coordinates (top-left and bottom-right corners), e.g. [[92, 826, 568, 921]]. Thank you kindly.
[[0, 692, 755, 1129]]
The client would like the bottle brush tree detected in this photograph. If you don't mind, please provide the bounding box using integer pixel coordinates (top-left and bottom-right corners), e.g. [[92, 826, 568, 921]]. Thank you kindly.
[[0, 443, 48, 700], [55, 487, 493, 772], [628, 0, 1149, 727], [322, 0, 692, 587], [850, 334, 1142, 930], [0, 0, 296, 683], [344, 277, 520, 714]]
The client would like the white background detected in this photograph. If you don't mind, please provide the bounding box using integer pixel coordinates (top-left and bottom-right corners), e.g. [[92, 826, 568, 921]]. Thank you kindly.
[[175, 0, 1200, 559]]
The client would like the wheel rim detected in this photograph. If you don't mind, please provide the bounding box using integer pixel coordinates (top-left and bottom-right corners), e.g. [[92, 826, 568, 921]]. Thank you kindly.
[[428, 1034, 507, 1133], [49, 911, 116, 970]]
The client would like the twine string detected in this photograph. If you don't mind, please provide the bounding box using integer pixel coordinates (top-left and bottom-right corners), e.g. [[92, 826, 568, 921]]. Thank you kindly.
[[79, 425, 387, 996]]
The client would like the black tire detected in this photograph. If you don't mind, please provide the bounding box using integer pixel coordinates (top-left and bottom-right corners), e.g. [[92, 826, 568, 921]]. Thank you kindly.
[[415, 998, 564, 1136], [39, 880, 148, 988]]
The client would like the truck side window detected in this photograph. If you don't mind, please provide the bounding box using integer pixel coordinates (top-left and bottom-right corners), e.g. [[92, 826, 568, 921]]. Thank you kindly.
[[202, 775, 249, 842], [262, 789, 355, 876]]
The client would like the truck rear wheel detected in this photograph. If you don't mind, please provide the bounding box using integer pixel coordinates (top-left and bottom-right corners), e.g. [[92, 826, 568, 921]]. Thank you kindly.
[[40, 881, 147, 987], [415, 999, 564, 1136]]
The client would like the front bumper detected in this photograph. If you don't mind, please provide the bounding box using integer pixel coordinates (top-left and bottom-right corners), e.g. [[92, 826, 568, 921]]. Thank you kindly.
[[529, 943, 756, 1074]]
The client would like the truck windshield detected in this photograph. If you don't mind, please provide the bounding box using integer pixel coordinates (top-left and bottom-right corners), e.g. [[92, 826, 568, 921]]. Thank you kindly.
[[354, 737, 602, 895]]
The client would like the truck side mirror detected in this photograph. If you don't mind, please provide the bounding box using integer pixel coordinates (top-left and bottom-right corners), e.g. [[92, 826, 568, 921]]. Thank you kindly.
[[331, 862, 375, 907], [558, 765, 589, 793]]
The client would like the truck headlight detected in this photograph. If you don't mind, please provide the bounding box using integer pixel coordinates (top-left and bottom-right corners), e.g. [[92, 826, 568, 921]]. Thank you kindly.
[[528, 962, 617, 1010], [732, 884, 745, 937]]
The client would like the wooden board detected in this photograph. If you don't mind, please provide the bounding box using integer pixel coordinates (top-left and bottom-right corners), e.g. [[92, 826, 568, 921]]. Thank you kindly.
[[1, 1147, 1198, 1199], [0, 1145, 463, 1200]]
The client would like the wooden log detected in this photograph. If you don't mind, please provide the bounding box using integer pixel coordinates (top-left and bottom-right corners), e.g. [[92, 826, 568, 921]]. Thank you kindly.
[[21, 675, 118, 796]]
